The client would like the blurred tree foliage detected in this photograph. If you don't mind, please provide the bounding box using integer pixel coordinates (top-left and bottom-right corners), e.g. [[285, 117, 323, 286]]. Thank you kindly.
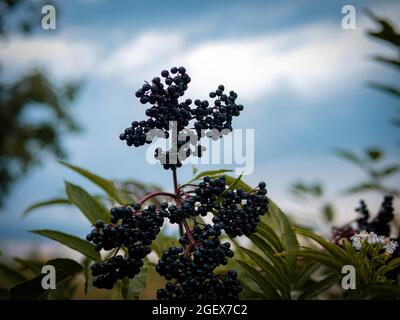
[[365, 10, 400, 127], [0, 0, 81, 205]]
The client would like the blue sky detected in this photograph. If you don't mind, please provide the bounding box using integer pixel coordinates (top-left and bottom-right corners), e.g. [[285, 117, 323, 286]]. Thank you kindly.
[[0, 0, 399, 258]]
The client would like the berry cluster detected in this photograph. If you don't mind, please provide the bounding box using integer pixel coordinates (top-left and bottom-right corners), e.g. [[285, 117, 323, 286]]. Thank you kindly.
[[214, 181, 268, 237], [119, 67, 243, 170], [156, 224, 241, 299], [86, 204, 164, 289], [86, 67, 266, 300]]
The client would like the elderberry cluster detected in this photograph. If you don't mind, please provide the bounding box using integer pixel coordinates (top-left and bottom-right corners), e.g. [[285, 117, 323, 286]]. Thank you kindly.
[[331, 195, 400, 278], [214, 181, 268, 237], [156, 224, 241, 300], [86, 204, 164, 289], [332, 195, 395, 243], [119, 67, 243, 170]]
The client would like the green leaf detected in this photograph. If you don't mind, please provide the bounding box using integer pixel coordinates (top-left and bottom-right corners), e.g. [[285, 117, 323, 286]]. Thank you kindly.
[[364, 284, 400, 299], [14, 258, 42, 274], [322, 204, 334, 222], [298, 273, 341, 300], [284, 250, 342, 271], [380, 257, 400, 275], [59, 161, 126, 204], [248, 234, 289, 278], [368, 82, 400, 99], [22, 198, 70, 217], [378, 165, 400, 178], [215, 173, 244, 203], [0, 262, 27, 285], [293, 227, 349, 263], [268, 200, 299, 276], [365, 148, 383, 161], [235, 259, 281, 300], [121, 262, 148, 300], [341, 182, 380, 195], [187, 169, 233, 184], [255, 220, 283, 252], [239, 246, 290, 299], [30, 230, 100, 261], [65, 181, 110, 224], [294, 261, 320, 289], [9, 258, 82, 300], [333, 148, 364, 167]]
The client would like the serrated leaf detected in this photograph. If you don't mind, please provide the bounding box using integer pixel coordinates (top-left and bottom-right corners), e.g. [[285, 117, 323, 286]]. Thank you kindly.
[[65, 181, 110, 224], [0, 262, 27, 285], [9, 258, 82, 300], [60, 161, 126, 204], [22, 198, 70, 218], [298, 273, 340, 300], [235, 259, 281, 300], [239, 246, 290, 299], [30, 230, 100, 261]]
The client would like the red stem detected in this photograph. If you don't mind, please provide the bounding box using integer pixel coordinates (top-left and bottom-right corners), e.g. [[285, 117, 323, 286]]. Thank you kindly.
[[138, 191, 178, 205], [172, 169, 196, 248]]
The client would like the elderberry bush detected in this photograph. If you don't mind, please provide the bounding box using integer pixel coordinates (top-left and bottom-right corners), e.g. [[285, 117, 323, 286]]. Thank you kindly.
[[86, 67, 268, 300]]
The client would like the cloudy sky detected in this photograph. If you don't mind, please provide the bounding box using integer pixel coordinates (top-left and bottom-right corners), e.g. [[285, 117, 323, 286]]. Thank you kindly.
[[1, 0, 399, 258]]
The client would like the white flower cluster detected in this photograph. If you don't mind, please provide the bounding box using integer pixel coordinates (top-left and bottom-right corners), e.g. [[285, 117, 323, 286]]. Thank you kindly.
[[350, 231, 398, 254]]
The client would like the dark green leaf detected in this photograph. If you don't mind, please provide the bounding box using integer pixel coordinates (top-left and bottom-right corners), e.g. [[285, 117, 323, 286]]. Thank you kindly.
[[284, 250, 342, 271], [268, 200, 299, 276], [9, 258, 82, 300], [255, 220, 283, 252], [333, 148, 364, 167], [0, 262, 27, 285], [293, 228, 349, 263], [294, 261, 320, 289], [298, 273, 340, 300], [239, 246, 290, 299], [22, 198, 70, 217], [368, 82, 400, 98], [322, 204, 334, 223], [60, 161, 126, 204], [65, 181, 110, 224], [342, 182, 380, 195], [30, 230, 100, 261], [365, 148, 383, 161], [235, 259, 281, 300], [14, 258, 42, 274]]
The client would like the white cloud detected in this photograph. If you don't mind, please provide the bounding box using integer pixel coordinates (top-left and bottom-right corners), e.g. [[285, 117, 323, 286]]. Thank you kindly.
[[0, 35, 99, 79], [100, 20, 380, 102]]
